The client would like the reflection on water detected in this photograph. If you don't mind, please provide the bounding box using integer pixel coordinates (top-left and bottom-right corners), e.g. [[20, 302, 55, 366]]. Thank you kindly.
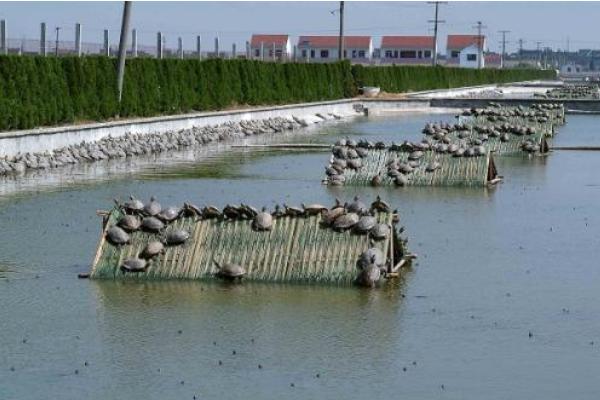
[[2, 113, 600, 400]]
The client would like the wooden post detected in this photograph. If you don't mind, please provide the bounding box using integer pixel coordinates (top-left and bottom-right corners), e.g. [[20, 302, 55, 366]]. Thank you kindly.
[[116, 1, 131, 102], [103, 29, 110, 56], [293, 45, 297, 62], [75, 23, 82, 57], [196, 35, 201, 59], [40, 22, 46, 56], [245, 40, 250, 59], [131, 28, 137, 57], [214, 36, 219, 58], [0, 20, 7, 55], [178, 36, 183, 59], [260, 41, 264, 61], [156, 31, 163, 59], [231, 43, 236, 59]]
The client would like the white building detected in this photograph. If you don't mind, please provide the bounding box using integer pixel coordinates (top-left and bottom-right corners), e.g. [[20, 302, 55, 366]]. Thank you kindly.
[[297, 36, 372, 63], [380, 36, 434, 64], [446, 34, 486, 68], [249, 34, 292, 60]]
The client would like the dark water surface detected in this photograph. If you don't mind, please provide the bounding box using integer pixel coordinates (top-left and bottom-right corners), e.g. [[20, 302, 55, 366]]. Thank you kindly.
[[1, 113, 600, 399]]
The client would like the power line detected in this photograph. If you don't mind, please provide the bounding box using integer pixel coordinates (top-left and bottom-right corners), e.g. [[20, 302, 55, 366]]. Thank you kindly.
[[427, 1, 446, 66]]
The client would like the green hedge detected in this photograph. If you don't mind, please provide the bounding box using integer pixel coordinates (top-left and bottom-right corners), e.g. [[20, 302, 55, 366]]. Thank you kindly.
[[0, 55, 554, 131], [351, 65, 556, 93]]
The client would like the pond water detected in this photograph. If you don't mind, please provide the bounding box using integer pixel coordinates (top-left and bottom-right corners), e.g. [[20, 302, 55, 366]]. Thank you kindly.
[[1, 112, 600, 399]]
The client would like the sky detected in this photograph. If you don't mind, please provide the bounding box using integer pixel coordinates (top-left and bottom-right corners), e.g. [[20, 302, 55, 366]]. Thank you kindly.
[[0, 1, 598, 54]]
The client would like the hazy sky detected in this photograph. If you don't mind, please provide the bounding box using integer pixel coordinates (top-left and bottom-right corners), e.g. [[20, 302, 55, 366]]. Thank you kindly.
[[0, 1, 597, 53]]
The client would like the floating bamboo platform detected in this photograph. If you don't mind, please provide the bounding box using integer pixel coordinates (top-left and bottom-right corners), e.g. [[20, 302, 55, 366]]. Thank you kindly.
[[90, 207, 410, 285], [332, 149, 498, 187]]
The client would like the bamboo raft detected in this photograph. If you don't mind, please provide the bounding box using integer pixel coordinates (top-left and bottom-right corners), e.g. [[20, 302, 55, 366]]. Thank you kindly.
[[90, 207, 410, 285], [328, 148, 498, 187]]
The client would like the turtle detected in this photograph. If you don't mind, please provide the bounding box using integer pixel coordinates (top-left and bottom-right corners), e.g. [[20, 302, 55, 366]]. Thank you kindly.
[[123, 195, 144, 214], [106, 226, 130, 245], [395, 174, 409, 187], [425, 161, 440, 172], [371, 196, 391, 213], [399, 163, 414, 174], [355, 147, 369, 158], [347, 196, 368, 215], [356, 247, 385, 270], [140, 241, 165, 259], [354, 215, 377, 234], [355, 263, 381, 288], [321, 207, 346, 226], [302, 203, 328, 216], [240, 204, 259, 219], [284, 204, 304, 217], [143, 196, 162, 216], [272, 204, 285, 218], [370, 174, 382, 187], [347, 158, 362, 170], [408, 151, 424, 161], [332, 212, 359, 231], [120, 258, 148, 273], [157, 206, 182, 223], [202, 205, 221, 219], [331, 157, 347, 169], [370, 223, 391, 241], [223, 204, 241, 220], [252, 207, 273, 231], [164, 229, 190, 246], [325, 166, 339, 176], [117, 214, 141, 232], [213, 259, 246, 281], [141, 216, 165, 233], [182, 202, 203, 218]]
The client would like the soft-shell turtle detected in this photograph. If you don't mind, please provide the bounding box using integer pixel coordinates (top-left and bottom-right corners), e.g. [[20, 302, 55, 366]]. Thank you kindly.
[[140, 241, 165, 259], [142, 216, 165, 233], [252, 207, 273, 231], [118, 214, 141, 232], [214, 260, 246, 280], [106, 226, 130, 245], [120, 258, 147, 273]]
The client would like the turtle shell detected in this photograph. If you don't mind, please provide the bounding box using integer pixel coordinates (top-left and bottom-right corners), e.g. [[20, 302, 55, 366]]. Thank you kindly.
[[354, 216, 377, 234], [140, 241, 164, 259], [252, 212, 273, 231], [370, 223, 391, 240], [120, 258, 148, 273], [106, 226, 130, 245], [142, 216, 165, 233], [118, 215, 141, 232], [333, 213, 359, 230], [165, 229, 190, 245]]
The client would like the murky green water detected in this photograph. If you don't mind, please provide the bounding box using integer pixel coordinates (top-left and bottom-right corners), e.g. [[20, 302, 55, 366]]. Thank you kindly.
[[2, 112, 600, 399]]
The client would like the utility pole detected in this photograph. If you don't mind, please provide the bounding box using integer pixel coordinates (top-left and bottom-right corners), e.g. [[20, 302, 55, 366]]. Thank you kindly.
[[75, 23, 82, 57], [55, 26, 61, 56], [473, 21, 486, 69], [1, 20, 7, 56], [40, 22, 46, 56], [428, 1, 446, 66], [536, 41, 542, 67], [498, 30, 510, 68], [338, 1, 345, 60], [116, 1, 132, 103], [518, 38, 524, 64]]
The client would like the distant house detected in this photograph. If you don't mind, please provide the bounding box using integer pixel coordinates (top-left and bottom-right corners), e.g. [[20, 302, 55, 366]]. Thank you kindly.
[[560, 63, 584, 74], [297, 36, 372, 62], [380, 36, 435, 64], [484, 53, 502, 68], [446, 34, 486, 68], [250, 34, 291, 60]]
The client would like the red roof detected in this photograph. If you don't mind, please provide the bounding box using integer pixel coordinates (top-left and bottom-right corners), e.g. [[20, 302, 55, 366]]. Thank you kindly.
[[250, 34, 289, 47], [447, 34, 485, 50], [381, 36, 434, 49], [298, 36, 371, 48]]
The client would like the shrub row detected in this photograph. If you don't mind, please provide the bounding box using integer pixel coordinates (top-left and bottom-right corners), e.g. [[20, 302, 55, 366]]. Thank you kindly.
[[0, 55, 554, 131]]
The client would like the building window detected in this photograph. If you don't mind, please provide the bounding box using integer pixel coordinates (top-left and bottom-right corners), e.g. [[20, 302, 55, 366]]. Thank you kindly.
[[302, 49, 307, 58], [424, 50, 432, 58], [310, 49, 315, 58], [417, 50, 422, 58], [451, 50, 460, 58], [255, 49, 260, 57], [320, 49, 329, 58], [467, 54, 477, 61], [385, 50, 393, 58], [400, 50, 417, 59], [358, 50, 365, 58], [275, 49, 283, 58]]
